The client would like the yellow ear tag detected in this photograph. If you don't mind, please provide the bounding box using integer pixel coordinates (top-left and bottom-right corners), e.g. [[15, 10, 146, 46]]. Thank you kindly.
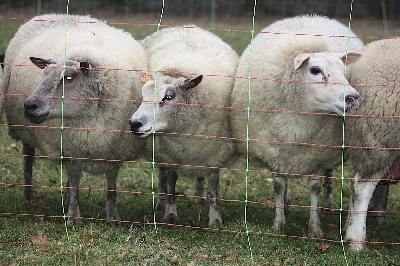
[[343, 59, 350, 65], [141, 74, 151, 84]]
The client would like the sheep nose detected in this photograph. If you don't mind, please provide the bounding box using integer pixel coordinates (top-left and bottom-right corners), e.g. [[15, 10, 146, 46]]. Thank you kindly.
[[347, 90, 360, 100], [24, 97, 42, 113], [24, 96, 49, 124], [345, 93, 360, 112], [129, 119, 142, 132]]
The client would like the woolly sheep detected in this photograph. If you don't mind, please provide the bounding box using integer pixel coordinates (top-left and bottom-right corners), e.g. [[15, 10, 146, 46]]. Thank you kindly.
[[344, 38, 400, 251], [230, 14, 363, 238], [4, 14, 147, 226], [129, 26, 238, 226]]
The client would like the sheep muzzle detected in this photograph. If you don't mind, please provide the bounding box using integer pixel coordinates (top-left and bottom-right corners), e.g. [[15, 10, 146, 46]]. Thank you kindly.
[[345, 95, 360, 113]]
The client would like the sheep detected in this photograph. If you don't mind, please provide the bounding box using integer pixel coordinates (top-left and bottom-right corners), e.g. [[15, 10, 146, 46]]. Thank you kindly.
[[344, 38, 400, 251], [3, 14, 147, 226], [129, 26, 238, 226], [230, 14, 363, 238]]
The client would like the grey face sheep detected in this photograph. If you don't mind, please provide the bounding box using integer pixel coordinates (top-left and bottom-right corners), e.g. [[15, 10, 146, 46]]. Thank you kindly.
[[129, 26, 238, 226], [230, 14, 363, 238], [344, 38, 400, 251], [4, 14, 147, 226]]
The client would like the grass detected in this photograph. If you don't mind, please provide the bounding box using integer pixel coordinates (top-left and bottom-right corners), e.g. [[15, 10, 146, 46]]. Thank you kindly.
[[1, 7, 400, 266]]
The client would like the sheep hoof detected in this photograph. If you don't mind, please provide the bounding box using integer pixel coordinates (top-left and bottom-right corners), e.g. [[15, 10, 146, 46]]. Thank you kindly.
[[23, 190, 35, 201], [67, 217, 83, 227], [308, 226, 324, 238], [156, 199, 167, 212], [321, 199, 334, 214], [272, 220, 286, 234], [195, 197, 206, 205], [284, 205, 291, 215], [208, 210, 223, 227], [106, 214, 121, 227], [375, 216, 388, 227], [348, 242, 367, 252], [163, 203, 179, 224], [163, 213, 179, 225], [321, 207, 333, 214]]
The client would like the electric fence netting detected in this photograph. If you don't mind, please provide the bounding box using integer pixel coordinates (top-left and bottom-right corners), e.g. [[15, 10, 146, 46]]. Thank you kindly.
[[0, 0, 400, 265]]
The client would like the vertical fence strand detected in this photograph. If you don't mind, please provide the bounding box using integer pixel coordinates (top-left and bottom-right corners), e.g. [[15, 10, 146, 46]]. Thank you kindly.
[[340, 0, 356, 264], [150, 0, 165, 247], [60, 0, 71, 240], [243, 0, 258, 263]]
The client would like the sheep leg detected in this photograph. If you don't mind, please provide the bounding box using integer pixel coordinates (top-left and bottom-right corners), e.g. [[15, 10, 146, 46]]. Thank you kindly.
[[195, 177, 206, 204], [23, 143, 35, 200], [156, 168, 168, 212], [64, 179, 70, 211], [308, 177, 324, 238], [368, 181, 389, 227], [344, 173, 379, 251], [105, 164, 121, 226], [208, 170, 222, 226], [162, 167, 179, 224], [322, 170, 334, 213], [272, 175, 287, 234], [65, 161, 83, 226], [284, 184, 291, 215]]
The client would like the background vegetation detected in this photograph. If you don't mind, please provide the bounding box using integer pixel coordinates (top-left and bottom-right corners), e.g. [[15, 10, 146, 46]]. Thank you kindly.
[[1, 1, 400, 265]]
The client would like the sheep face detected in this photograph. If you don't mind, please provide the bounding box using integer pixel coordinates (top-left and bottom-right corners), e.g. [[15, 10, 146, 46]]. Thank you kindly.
[[24, 57, 95, 124], [293, 51, 362, 115], [129, 74, 203, 138]]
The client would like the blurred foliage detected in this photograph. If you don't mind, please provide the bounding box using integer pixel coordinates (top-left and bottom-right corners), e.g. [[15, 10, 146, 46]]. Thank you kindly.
[[0, 0, 399, 19]]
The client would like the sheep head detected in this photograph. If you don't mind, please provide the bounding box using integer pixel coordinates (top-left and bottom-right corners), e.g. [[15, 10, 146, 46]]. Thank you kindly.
[[129, 72, 203, 138], [292, 51, 362, 115], [24, 57, 94, 124]]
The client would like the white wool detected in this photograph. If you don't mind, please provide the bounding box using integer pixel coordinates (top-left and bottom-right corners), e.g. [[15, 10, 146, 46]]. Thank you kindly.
[[344, 38, 400, 251]]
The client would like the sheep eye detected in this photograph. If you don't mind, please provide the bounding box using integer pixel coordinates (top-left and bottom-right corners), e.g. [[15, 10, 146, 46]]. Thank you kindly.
[[310, 66, 322, 75], [162, 91, 175, 101], [64, 75, 74, 82]]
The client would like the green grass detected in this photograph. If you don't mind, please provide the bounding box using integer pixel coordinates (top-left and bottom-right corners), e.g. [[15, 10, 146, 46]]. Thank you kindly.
[[1, 10, 400, 266]]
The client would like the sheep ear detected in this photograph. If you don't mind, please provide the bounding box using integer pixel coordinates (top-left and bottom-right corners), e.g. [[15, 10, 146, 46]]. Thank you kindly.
[[184, 75, 203, 90], [30, 57, 56, 69], [293, 53, 310, 70], [80, 62, 91, 75], [340, 52, 363, 65]]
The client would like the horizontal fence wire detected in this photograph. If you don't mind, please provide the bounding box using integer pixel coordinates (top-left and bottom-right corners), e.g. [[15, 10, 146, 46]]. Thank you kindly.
[[0, 9, 400, 263]]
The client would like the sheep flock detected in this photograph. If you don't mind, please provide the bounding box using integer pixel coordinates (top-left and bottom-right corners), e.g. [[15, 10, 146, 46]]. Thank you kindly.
[[1, 12, 399, 253]]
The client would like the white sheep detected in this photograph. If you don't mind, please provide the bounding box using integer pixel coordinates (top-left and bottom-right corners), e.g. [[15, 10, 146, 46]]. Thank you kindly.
[[4, 14, 147, 226], [344, 38, 400, 251], [230, 14, 363, 238], [129, 26, 238, 226]]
